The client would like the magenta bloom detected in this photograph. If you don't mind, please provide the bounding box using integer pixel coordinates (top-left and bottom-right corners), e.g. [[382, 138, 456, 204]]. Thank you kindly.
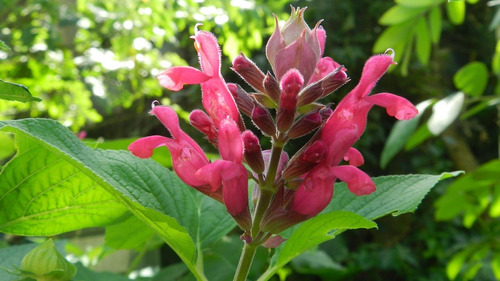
[[158, 26, 242, 132], [129, 6, 419, 238]]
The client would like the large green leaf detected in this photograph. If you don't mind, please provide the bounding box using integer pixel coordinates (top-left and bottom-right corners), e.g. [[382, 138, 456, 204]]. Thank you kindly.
[[0, 79, 41, 103], [273, 211, 376, 273], [0, 118, 236, 281], [257, 172, 458, 281]]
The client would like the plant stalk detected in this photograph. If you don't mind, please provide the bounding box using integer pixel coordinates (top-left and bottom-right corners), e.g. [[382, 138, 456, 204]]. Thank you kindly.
[[233, 243, 258, 281]]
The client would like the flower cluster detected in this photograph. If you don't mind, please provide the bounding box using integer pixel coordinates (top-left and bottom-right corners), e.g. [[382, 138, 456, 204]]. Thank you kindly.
[[129, 7, 418, 242]]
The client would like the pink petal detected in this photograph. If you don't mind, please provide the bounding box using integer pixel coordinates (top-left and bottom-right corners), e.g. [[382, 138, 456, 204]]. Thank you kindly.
[[218, 119, 243, 163], [151, 106, 206, 157], [195, 160, 233, 191], [266, 14, 286, 70], [365, 92, 418, 120], [291, 166, 335, 217], [351, 54, 395, 99], [157, 66, 210, 91], [344, 147, 364, 166], [221, 164, 249, 217], [316, 26, 326, 56], [274, 30, 318, 83], [128, 135, 171, 158], [201, 78, 241, 128], [330, 165, 375, 196], [193, 30, 221, 77]]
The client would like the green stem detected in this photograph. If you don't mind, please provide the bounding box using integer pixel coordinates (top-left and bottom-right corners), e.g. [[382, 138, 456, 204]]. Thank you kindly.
[[233, 243, 258, 281]]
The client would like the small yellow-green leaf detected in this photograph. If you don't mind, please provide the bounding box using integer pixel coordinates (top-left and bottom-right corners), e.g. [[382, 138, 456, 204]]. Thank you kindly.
[[396, 0, 445, 7], [415, 17, 431, 65], [453, 62, 488, 97], [379, 5, 427, 25], [447, 0, 465, 25], [429, 6, 442, 43]]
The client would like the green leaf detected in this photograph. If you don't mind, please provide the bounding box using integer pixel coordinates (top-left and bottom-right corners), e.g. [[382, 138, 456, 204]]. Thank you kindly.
[[373, 19, 417, 54], [290, 250, 344, 275], [258, 173, 458, 281], [0, 119, 236, 281], [429, 6, 442, 43], [447, 248, 472, 280], [415, 17, 431, 65], [492, 253, 500, 280], [435, 159, 500, 222], [0, 40, 10, 51], [380, 99, 434, 168], [453, 62, 489, 97], [105, 214, 158, 250], [405, 123, 433, 149], [396, 0, 445, 7], [446, 0, 465, 25], [0, 131, 128, 235], [427, 92, 465, 135], [0, 79, 41, 103], [275, 211, 376, 269], [379, 5, 428, 25], [0, 132, 16, 161], [74, 262, 138, 281]]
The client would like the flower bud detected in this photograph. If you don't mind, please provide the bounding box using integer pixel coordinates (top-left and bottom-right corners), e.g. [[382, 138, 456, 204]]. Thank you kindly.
[[263, 71, 281, 103], [19, 239, 76, 281], [287, 111, 322, 139], [242, 130, 265, 174], [190, 109, 218, 144], [251, 105, 276, 136], [282, 140, 327, 180], [297, 66, 349, 107], [232, 53, 267, 93], [227, 83, 255, 117], [252, 93, 277, 108], [277, 69, 303, 132]]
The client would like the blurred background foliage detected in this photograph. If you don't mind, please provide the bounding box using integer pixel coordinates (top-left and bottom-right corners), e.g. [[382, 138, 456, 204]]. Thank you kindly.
[[0, 0, 499, 280]]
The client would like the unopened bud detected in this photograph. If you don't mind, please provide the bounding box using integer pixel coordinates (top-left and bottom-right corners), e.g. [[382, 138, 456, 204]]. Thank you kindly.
[[320, 106, 333, 121], [277, 69, 303, 132], [19, 239, 77, 281], [232, 53, 266, 93], [287, 111, 322, 139], [252, 93, 277, 108], [227, 83, 255, 117], [190, 109, 218, 143], [297, 66, 349, 107], [242, 130, 265, 174], [263, 72, 281, 103], [282, 140, 327, 179], [251, 105, 276, 136]]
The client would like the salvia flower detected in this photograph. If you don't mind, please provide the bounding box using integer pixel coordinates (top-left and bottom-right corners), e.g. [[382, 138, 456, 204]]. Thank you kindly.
[[129, 7, 418, 243]]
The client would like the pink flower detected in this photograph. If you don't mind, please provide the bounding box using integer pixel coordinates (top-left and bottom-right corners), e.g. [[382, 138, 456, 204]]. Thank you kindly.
[[266, 7, 347, 87], [195, 119, 251, 230], [157, 26, 242, 132], [128, 104, 222, 202]]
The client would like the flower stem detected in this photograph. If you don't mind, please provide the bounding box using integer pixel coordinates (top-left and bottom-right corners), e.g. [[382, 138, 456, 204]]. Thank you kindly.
[[233, 242, 258, 281]]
